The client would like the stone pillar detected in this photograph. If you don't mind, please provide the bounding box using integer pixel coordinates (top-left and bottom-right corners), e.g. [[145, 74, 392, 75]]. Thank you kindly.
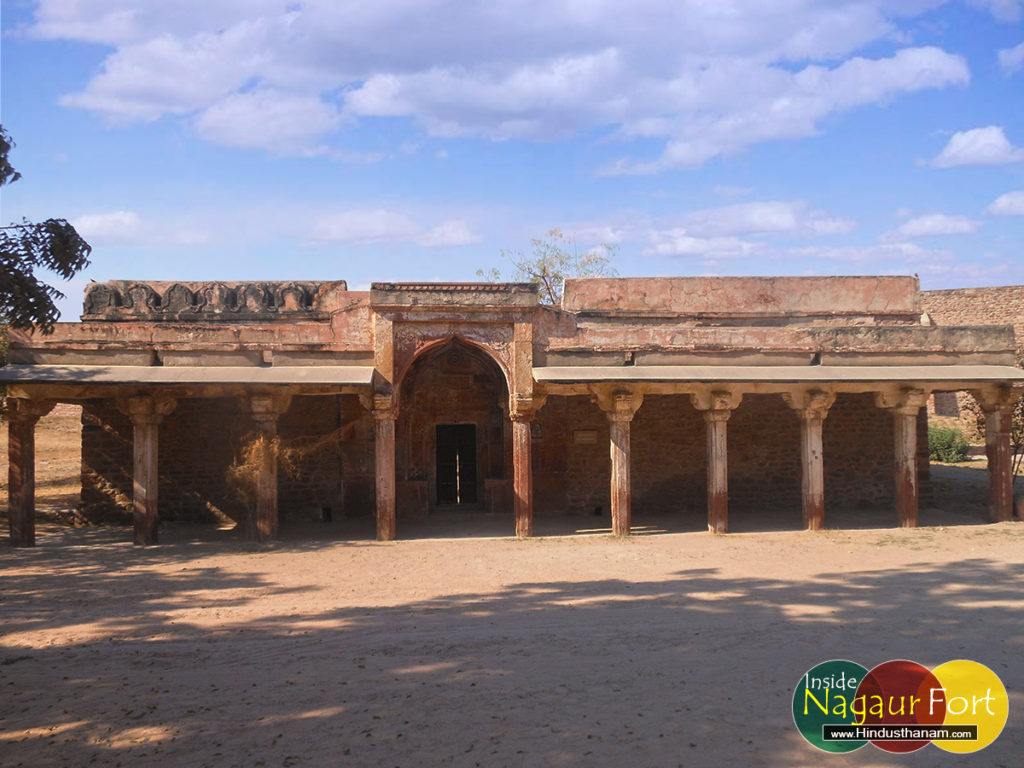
[[875, 389, 928, 528], [372, 394, 397, 541], [6, 398, 55, 547], [244, 393, 291, 542], [691, 391, 742, 534], [971, 386, 1022, 523], [783, 390, 836, 530], [596, 391, 643, 536], [510, 394, 546, 538], [119, 395, 177, 545]]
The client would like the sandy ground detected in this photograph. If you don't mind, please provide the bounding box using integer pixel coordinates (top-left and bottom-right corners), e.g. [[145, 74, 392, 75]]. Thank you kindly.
[[1, 408, 1022, 767]]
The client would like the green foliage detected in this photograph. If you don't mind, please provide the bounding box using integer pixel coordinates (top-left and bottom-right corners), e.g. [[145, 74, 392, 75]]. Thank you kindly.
[[478, 228, 618, 305], [0, 125, 91, 333], [928, 425, 970, 463]]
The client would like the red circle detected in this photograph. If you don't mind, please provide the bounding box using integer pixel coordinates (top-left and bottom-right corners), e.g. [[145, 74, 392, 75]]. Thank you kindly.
[[856, 660, 945, 753]]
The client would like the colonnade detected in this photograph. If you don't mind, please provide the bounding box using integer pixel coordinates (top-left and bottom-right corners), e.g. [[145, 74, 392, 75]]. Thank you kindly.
[[5, 383, 1021, 546]]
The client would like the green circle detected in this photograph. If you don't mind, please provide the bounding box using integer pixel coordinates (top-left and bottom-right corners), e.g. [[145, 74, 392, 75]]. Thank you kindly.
[[793, 659, 870, 753]]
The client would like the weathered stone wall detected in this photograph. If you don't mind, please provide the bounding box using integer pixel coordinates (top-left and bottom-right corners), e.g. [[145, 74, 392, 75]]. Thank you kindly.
[[922, 286, 1024, 350], [81, 395, 363, 523], [921, 285, 1023, 434]]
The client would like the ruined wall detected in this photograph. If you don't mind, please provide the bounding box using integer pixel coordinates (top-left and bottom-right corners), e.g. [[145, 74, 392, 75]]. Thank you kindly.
[[922, 286, 1024, 348], [81, 394, 371, 524], [921, 285, 1023, 434]]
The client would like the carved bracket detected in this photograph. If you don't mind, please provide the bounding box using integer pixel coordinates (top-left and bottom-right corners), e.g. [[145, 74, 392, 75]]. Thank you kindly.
[[5, 397, 56, 424], [782, 389, 836, 421], [690, 389, 742, 421], [510, 393, 548, 422], [593, 389, 644, 422], [874, 387, 928, 415], [242, 393, 293, 431], [971, 385, 1024, 414], [117, 394, 178, 425]]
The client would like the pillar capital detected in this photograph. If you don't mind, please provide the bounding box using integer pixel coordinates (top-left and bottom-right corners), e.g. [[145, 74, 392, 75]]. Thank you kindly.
[[971, 384, 1023, 414], [595, 390, 644, 423], [510, 393, 547, 422], [690, 389, 741, 421], [874, 387, 928, 415], [5, 397, 55, 424], [242, 392, 291, 430], [782, 389, 836, 421], [118, 394, 177, 425], [370, 393, 397, 421]]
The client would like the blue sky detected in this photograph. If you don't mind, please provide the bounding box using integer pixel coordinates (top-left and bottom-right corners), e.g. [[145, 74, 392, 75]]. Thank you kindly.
[[2, 0, 1023, 320]]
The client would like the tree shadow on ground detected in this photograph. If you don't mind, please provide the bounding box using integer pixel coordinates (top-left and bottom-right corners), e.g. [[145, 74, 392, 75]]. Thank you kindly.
[[1, 547, 1020, 767]]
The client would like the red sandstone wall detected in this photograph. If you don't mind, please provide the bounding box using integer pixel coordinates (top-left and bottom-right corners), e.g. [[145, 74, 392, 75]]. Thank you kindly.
[[531, 392, 929, 521]]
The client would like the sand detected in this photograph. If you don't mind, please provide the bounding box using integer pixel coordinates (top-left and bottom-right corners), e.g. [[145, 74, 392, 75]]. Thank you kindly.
[[1, 407, 1022, 767]]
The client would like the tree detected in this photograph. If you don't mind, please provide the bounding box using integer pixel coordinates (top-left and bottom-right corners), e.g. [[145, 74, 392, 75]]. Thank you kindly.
[[1, 126, 92, 333], [478, 228, 618, 305]]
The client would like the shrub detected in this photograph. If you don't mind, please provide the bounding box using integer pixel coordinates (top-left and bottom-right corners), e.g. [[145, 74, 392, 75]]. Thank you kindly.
[[928, 425, 970, 463]]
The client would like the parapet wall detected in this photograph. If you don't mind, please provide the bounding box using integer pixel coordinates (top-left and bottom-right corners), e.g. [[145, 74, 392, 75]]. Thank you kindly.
[[562, 276, 921, 322], [82, 280, 350, 321]]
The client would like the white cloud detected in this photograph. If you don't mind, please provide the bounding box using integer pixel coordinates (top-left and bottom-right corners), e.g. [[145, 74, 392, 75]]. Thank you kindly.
[[36, 1, 968, 168], [643, 230, 760, 259], [681, 201, 854, 237], [311, 209, 421, 245], [194, 89, 342, 155], [894, 214, 979, 237], [987, 190, 1024, 215], [310, 209, 480, 247], [72, 210, 143, 242], [999, 42, 1024, 74], [416, 220, 482, 247], [931, 126, 1024, 168], [968, 0, 1024, 22]]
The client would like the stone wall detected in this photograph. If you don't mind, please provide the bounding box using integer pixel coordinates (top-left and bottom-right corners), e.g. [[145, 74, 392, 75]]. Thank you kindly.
[[922, 286, 1024, 349], [921, 285, 1024, 434], [81, 394, 365, 523], [530, 392, 929, 522]]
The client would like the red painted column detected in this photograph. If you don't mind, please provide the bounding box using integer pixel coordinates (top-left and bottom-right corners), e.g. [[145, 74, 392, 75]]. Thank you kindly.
[[372, 394, 397, 541], [511, 412, 533, 538], [6, 398, 54, 547], [875, 389, 927, 528], [691, 391, 741, 534], [597, 392, 643, 536], [784, 390, 836, 531], [972, 386, 1022, 523]]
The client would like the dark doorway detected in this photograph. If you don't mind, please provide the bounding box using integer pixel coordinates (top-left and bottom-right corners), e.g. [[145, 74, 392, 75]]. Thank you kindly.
[[436, 424, 478, 505]]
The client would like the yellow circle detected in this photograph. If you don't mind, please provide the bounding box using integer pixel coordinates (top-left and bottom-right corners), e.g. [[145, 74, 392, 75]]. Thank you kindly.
[[931, 660, 1008, 754]]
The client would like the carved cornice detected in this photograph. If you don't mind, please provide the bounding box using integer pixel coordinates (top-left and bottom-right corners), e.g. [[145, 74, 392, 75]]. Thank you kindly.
[[83, 280, 346, 322]]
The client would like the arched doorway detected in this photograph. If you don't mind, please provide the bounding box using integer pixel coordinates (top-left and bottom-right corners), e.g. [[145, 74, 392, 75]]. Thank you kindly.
[[395, 338, 511, 517]]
